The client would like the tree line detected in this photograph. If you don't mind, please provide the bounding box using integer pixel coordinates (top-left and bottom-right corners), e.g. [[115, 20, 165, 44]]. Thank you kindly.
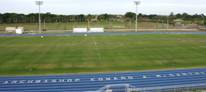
[[125, 12, 205, 24], [0, 12, 205, 24]]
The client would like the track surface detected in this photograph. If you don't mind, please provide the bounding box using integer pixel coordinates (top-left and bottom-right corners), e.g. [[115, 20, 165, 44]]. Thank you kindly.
[[1, 32, 206, 91], [0, 68, 206, 92], [1, 32, 206, 37]]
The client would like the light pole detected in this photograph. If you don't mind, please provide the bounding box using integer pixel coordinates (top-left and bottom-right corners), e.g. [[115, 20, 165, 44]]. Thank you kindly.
[[167, 16, 169, 29], [35, 1, 43, 33], [134, 1, 140, 32], [201, 14, 205, 25]]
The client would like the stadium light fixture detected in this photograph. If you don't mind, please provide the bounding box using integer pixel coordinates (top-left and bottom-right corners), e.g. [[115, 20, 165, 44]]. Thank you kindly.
[[134, 1, 140, 32], [35, 1, 43, 33]]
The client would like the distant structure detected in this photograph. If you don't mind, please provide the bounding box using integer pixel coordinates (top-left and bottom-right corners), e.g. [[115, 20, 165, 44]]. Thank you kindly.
[[35, 1, 43, 33], [134, 1, 141, 32], [5, 27, 24, 34], [174, 19, 184, 28], [15, 27, 24, 34], [5, 27, 16, 33]]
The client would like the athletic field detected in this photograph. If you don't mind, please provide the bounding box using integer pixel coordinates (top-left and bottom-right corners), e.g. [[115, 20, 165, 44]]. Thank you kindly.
[[0, 34, 206, 75]]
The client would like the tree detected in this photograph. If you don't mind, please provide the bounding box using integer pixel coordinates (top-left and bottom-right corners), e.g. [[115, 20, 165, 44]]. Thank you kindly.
[[182, 13, 190, 20], [0, 12, 204, 25], [0, 13, 2, 23], [98, 14, 110, 21], [124, 12, 136, 21], [78, 14, 86, 22], [175, 13, 182, 19], [169, 12, 174, 20], [204, 19, 206, 25]]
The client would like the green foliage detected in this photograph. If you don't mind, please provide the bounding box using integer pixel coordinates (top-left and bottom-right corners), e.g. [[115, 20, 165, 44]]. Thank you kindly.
[[0, 12, 204, 24], [98, 14, 110, 21], [204, 19, 206, 25], [124, 12, 136, 21]]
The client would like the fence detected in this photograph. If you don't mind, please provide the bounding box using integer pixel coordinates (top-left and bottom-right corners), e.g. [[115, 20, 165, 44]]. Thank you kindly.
[[94, 83, 206, 92]]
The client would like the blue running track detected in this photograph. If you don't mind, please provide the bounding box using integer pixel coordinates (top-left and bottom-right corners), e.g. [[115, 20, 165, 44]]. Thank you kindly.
[[0, 68, 206, 92]]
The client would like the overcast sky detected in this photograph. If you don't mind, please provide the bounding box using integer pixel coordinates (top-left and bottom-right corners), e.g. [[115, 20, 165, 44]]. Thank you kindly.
[[0, 0, 206, 15]]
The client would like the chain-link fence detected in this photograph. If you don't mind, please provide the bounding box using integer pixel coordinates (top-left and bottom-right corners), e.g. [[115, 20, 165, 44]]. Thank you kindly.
[[133, 84, 206, 92]]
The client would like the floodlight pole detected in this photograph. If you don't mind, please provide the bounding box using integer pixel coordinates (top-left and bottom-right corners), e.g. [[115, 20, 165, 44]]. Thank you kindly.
[[167, 16, 169, 29], [201, 14, 205, 25], [36, 1, 43, 33], [134, 1, 140, 32]]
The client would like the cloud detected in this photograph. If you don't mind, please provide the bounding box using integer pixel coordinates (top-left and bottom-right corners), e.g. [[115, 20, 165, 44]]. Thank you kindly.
[[0, 0, 205, 15]]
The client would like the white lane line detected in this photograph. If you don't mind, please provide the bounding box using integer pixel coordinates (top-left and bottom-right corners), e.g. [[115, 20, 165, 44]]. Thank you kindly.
[[92, 37, 102, 61]]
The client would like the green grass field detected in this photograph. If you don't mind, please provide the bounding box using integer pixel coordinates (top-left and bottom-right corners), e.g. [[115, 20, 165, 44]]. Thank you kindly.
[[0, 34, 206, 75]]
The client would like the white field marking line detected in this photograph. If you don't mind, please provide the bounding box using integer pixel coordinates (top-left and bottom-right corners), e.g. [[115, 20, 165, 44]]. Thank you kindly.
[[92, 37, 102, 61]]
